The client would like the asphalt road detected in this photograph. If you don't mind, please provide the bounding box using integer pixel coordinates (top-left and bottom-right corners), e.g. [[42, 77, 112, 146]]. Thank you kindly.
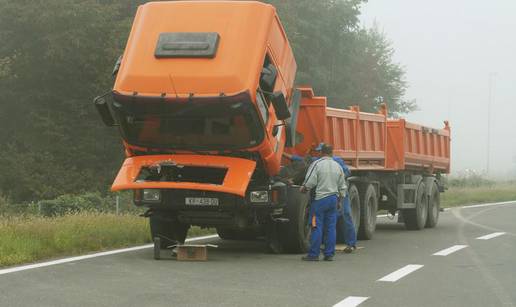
[[1, 202, 515, 307]]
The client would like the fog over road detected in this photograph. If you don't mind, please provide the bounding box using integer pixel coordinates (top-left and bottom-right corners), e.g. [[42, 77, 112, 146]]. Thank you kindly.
[[1, 202, 515, 307], [361, 1, 516, 177]]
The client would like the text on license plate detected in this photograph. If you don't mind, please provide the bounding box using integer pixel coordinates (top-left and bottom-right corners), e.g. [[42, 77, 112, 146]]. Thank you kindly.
[[185, 197, 219, 206]]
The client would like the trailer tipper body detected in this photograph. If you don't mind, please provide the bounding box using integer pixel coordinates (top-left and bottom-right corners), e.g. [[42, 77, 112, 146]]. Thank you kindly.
[[95, 1, 451, 253]]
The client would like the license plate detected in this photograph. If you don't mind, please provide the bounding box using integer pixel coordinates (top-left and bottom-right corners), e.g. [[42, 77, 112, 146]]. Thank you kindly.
[[185, 197, 219, 206]]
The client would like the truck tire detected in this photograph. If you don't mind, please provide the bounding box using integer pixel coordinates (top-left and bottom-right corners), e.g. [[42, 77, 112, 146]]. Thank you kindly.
[[150, 214, 189, 249], [348, 184, 361, 234], [357, 184, 378, 240], [278, 186, 311, 253], [425, 182, 440, 228], [403, 182, 428, 230]]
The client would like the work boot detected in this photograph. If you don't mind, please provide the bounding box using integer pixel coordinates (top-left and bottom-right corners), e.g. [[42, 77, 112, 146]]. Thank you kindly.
[[323, 255, 334, 261], [301, 255, 319, 261], [343, 246, 356, 254]]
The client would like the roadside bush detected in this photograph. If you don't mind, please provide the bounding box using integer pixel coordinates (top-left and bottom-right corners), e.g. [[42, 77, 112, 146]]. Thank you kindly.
[[0, 194, 38, 216], [38, 192, 141, 217], [448, 171, 494, 188], [39, 193, 107, 216], [0, 193, 8, 214]]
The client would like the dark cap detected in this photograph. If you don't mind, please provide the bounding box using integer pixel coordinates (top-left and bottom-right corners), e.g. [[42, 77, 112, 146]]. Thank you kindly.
[[315, 142, 333, 155]]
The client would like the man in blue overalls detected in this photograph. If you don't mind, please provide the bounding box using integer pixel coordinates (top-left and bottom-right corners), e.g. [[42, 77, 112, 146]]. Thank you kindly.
[[329, 154, 357, 253], [300, 144, 347, 261], [288, 144, 357, 253]]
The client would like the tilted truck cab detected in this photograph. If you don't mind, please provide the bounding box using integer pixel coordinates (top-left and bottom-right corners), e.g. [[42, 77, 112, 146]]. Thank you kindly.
[[95, 1, 310, 252], [95, 1, 450, 254]]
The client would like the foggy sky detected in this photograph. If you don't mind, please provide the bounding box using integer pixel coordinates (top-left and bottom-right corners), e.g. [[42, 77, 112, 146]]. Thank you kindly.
[[360, 0, 516, 177]]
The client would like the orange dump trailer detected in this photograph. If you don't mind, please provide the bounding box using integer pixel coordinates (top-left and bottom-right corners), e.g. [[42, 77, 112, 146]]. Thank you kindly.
[[290, 87, 451, 173], [94, 1, 451, 254], [285, 87, 450, 238]]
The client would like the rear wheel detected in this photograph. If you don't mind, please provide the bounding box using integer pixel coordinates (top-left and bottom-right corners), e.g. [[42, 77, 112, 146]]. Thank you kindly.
[[150, 213, 190, 248], [348, 184, 361, 234], [357, 184, 378, 240], [403, 182, 428, 230], [425, 182, 440, 228]]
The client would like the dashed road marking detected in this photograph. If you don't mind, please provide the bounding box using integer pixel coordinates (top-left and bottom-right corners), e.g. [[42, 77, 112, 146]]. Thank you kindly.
[[333, 296, 369, 307], [433, 245, 468, 256], [476, 232, 506, 240], [0, 234, 219, 276], [377, 264, 424, 282]]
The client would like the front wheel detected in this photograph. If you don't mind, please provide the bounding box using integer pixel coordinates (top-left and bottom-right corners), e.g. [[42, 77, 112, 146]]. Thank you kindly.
[[269, 186, 310, 254]]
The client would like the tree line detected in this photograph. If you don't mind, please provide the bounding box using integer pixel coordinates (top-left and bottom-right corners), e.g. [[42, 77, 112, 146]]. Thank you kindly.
[[0, 0, 413, 202]]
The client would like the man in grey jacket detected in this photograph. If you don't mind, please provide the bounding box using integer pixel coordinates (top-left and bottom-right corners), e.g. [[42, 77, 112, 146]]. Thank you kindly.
[[300, 144, 347, 261]]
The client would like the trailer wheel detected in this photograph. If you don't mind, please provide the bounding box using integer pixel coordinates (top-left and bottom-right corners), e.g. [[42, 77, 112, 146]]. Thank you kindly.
[[150, 214, 190, 248], [403, 182, 428, 230], [348, 184, 361, 234], [425, 182, 440, 228], [357, 184, 378, 240], [277, 186, 311, 253]]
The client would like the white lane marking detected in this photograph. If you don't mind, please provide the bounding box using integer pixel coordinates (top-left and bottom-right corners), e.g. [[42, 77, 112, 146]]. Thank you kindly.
[[379, 200, 515, 218], [0, 234, 219, 276], [476, 232, 506, 240], [377, 264, 424, 282], [433, 245, 468, 256], [459, 201, 516, 210], [333, 296, 369, 307]]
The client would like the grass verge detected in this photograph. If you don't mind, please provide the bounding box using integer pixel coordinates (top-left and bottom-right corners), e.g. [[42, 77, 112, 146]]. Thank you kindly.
[[0, 213, 213, 268], [441, 183, 516, 208]]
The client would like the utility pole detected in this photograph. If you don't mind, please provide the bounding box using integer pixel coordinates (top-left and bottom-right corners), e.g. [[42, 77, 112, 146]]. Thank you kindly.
[[486, 72, 497, 176]]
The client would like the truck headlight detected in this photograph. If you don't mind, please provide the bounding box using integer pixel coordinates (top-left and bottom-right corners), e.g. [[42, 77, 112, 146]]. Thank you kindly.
[[250, 191, 269, 203], [143, 189, 161, 202]]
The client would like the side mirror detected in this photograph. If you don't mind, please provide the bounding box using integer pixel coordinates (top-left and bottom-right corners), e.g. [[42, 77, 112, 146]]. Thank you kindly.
[[93, 94, 116, 127], [271, 92, 291, 120], [260, 64, 278, 94]]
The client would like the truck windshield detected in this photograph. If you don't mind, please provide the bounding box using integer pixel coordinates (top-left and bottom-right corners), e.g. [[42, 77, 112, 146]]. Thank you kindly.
[[111, 92, 264, 151]]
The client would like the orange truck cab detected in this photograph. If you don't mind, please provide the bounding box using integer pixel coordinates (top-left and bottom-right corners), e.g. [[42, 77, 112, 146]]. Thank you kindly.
[[95, 1, 450, 253], [95, 1, 309, 252]]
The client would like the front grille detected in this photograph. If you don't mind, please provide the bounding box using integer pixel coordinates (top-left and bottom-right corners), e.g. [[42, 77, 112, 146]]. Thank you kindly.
[[137, 165, 227, 185]]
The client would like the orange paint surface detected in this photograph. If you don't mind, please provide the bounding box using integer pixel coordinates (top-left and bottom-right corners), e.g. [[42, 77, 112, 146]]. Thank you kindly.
[[114, 1, 296, 99], [113, 1, 297, 179], [288, 87, 451, 173], [111, 155, 256, 197]]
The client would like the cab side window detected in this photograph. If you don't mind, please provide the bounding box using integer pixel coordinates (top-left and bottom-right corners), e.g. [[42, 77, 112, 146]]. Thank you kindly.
[[256, 91, 269, 124], [257, 54, 278, 124]]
